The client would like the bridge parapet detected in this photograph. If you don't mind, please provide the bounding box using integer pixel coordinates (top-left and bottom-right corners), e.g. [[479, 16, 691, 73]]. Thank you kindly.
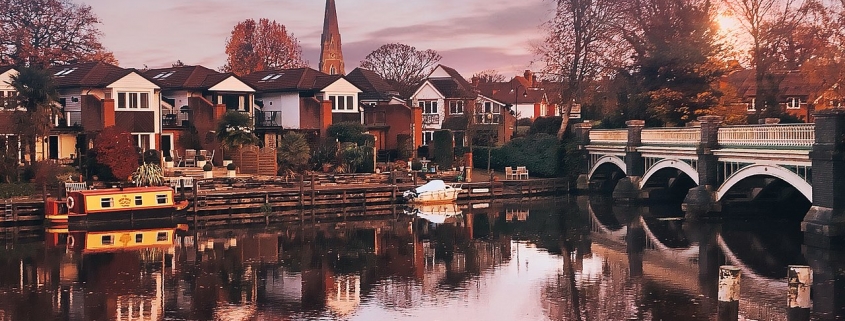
[[641, 127, 700, 146], [717, 123, 814, 149], [588, 129, 627, 145]]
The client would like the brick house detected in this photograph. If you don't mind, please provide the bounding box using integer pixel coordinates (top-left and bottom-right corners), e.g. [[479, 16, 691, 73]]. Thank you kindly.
[[723, 68, 844, 122], [410, 65, 514, 149], [242, 67, 362, 145], [346, 67, 421, 160], [142, 65, 255, 162]]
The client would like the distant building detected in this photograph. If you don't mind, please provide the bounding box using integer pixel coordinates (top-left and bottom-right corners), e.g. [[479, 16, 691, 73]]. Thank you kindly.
[[319, 0, 345, 75]]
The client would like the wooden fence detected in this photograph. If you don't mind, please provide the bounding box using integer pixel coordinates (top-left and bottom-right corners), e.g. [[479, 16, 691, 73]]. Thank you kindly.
[[231, 146, 277, 176]]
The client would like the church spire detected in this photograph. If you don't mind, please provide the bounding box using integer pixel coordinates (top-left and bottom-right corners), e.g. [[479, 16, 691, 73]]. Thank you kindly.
[[319, 0, 344, 75]]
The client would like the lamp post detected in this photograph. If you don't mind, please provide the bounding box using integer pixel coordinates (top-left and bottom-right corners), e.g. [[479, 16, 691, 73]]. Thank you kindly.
[[511, 83, 528, 139]]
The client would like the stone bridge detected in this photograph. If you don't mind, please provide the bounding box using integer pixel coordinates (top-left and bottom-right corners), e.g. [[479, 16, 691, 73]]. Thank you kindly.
[[573, 110, 845, 249]]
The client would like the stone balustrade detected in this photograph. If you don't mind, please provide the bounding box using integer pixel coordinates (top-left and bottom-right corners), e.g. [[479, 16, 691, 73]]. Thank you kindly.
[[641, 127, 701, 146], [717, 123, 815, 148], [589, 129, 628, 145]]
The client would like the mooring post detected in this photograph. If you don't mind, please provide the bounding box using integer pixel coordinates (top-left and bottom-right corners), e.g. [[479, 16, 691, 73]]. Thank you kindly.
[[787, 265, 812, 321], [298, 174, 304, 209], [718, 265, 741, 321]]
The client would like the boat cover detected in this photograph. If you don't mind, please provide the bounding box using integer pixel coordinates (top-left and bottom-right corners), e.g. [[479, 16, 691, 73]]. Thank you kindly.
[[415, 180, 448, 193]]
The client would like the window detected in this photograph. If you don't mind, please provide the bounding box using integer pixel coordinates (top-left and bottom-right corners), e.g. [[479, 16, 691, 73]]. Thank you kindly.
[[156, 194, 168, 204], [101, 198, 113, 208], [134, 195, 143, 206], [117, 92, 150, 109], [787, 97, 802, 109], [419, 100, 438, 114], [423, 131, 434, 146], [747, 98, 756, 111], [102, 235, 113, 245], [157, 232, 168, 242], [449, 100, 464, 114], [329, 95, 355, 111], [135, 233, 143, 243], [54, 68, 78, 76]]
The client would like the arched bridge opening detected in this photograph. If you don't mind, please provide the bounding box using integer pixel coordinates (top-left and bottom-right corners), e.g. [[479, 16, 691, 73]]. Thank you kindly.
[[639, 160, 699, 204], [716, 165, 812, 219], [587, 156, 627, 194]]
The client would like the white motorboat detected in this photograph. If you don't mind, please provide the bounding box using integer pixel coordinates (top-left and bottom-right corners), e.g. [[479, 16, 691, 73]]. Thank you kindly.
[[402, 180, 462, 204], [405, 203, 462, 224]]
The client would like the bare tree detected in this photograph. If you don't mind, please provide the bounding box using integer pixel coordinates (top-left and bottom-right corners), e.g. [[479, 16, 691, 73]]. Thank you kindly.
[[723, 0, 809, 117], [0, 0, 116, 67], [222, 18, 308, 76], [536, 0, 625, 140], [359, 43, 442, 98], [472, 69, 506, 83]]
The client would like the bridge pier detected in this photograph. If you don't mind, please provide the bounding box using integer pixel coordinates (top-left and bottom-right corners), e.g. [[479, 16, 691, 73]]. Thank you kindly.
[[612, 120, 646, 202], [802, 109, 845, 249], [573, 123, 592, 192], [684, 116, 723, 216]]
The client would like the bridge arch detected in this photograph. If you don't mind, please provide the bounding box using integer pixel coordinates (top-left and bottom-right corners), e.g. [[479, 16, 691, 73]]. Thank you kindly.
[[587, 156, 627, 180], [715, 164, 812, 202], [639, 159, 700, 189]]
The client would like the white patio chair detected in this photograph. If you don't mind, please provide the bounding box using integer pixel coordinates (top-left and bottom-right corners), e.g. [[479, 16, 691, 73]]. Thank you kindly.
[[517, 166, 529, 180]]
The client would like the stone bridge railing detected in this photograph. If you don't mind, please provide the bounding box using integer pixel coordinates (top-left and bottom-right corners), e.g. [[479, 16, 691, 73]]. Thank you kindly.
[[583, 123, 814, 149]]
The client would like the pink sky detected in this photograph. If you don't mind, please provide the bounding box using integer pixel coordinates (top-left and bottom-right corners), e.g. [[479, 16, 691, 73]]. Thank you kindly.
[[81, 0, 555, 77]]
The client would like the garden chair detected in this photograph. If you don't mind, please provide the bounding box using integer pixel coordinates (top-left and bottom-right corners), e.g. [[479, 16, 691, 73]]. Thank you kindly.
[[185, 149, 197, 167], [505, 167, 516, 180], [171, 149, 183, 167], [517, 166, 529, 180]]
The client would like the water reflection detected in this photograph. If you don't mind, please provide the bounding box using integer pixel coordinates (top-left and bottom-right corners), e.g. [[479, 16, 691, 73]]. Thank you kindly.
[[0, 197, 841, 320]]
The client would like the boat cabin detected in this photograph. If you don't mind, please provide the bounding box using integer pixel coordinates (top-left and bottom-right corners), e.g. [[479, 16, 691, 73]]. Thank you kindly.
[[66, 186, 177, 216]]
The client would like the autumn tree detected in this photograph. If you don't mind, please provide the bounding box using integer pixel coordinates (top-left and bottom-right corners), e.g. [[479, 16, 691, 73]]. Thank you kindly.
[[94, 126, 138, 182], [359, 43, 442, 98], [222, 18, 308, 76], [9, 66, 60, 165], [472, 70, 506, 83], [620, 0, 724, 126], [536, 0, 625, 139], [0, 0, 116, 67]]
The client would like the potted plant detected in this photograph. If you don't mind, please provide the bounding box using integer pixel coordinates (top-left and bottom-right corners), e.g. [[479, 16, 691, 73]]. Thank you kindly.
[[223, 158, 233, 167], [164, 156, 174, 168], [203, 162, 213, 179], [196, 155, 207, 168], [226, 163, 237, 177]]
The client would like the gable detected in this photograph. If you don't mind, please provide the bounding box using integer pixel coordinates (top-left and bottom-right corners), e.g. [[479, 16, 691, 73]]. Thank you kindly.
[[208, 76, 255, 93], [0, 68, 17, 91], [322, 77, 361, 94], [429, 66, 452, 78], [109, 72, 159, 90], [411, 81, 444, 100]]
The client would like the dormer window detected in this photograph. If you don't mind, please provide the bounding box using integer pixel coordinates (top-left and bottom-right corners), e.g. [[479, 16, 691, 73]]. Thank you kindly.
[[787, 97, 802, 109]]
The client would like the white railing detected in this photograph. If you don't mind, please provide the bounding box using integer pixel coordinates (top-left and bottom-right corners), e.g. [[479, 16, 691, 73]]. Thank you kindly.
[[589, 129, 628, 145], [641, 127, 701, 146], [717, 123, 815, 148]]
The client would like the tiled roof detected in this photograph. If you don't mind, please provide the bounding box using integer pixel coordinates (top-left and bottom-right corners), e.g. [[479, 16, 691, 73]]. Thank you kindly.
[[142, 65, 247, 91], [47, 62, 137, 88], [427, 65, 477, 99], [0, 66, 15, 75], [724, 69, 826, 100], [476, 79, 545, 105], [243, 67, 344, 92], [346, 68, 398, 101]]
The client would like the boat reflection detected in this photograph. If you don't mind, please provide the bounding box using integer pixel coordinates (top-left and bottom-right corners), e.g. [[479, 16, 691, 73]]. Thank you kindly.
[[405, 203, 462, 224]]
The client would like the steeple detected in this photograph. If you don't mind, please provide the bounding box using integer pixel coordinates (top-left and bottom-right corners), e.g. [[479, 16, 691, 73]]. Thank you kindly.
[[319, 0, 345, 75]]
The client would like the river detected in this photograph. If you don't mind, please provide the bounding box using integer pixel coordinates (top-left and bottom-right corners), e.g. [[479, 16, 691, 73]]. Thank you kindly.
[[0, 196, 842, 320]]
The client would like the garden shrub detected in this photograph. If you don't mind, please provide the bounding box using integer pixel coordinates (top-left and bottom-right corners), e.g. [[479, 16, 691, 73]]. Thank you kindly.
[[431, 130, 454, 169]]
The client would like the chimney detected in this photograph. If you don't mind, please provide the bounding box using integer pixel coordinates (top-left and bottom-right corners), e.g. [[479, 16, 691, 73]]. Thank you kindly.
[[524, 70, 533, 87], [471, 76, 479, 87]]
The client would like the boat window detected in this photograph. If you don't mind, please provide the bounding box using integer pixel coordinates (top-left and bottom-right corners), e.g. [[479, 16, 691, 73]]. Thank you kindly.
[[135, 233, 143, 243], [156, 194, 168, 204], [102, 235, 113, 245], [135, 195, 143, 206], [101, 198, 113, 208], [157, 232, 168, 241]]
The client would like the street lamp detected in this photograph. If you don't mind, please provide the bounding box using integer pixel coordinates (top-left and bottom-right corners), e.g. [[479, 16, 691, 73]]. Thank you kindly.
[[510, 83, 528, 139]]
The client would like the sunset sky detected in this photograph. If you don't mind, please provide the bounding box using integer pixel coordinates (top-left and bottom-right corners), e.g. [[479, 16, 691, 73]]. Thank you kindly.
[[82, 0, 556, 77]]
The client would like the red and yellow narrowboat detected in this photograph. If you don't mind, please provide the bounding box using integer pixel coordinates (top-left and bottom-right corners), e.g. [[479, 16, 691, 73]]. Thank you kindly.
[[46, 186, 189, 223]]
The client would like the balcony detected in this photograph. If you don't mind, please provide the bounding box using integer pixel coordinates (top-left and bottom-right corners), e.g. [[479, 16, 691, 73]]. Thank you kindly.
[[423, 114, 440, 125], [364, 111, 387, 127], [474, 114, 502, 125], [255, 111, 281, 127], [163, 112, 191, 128]]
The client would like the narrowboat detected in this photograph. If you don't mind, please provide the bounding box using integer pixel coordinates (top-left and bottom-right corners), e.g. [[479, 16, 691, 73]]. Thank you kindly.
[[46, 186, 189, 224]]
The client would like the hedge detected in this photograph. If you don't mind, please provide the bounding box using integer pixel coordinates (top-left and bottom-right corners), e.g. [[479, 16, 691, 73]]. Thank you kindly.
[[431, 130, 454, 169], [0, 183, 35, 199], [472, 134, 562, 178]]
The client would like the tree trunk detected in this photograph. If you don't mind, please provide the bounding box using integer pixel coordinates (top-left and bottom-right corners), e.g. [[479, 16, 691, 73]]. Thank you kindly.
[[557, 102, 573, 141]]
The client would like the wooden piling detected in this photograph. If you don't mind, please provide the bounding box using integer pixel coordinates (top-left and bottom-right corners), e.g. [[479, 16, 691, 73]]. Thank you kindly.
[[787, 265, 812, 321], [718, 265, 741, 321]]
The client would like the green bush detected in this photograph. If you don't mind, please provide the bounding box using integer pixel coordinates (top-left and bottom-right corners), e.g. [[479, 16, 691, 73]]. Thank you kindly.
[[431, 130, 454, 169], [203, 163, 213, 171], [327, 122, 366, 143], [472, 134, 563, 178], [227, 163, 237, 170], [529, 117, 562, 136], [0, 183, 35, 198]]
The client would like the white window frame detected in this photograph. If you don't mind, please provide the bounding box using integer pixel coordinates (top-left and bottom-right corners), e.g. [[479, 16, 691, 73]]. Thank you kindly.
[[449, 100, 464, 115], [422, 131, 434, 146], [747, 98, 756, 112], [786, 97, 801, 109], [329, 95, 356, 112], [419, 100, 438, 114], [116, 91, 151, 109]]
